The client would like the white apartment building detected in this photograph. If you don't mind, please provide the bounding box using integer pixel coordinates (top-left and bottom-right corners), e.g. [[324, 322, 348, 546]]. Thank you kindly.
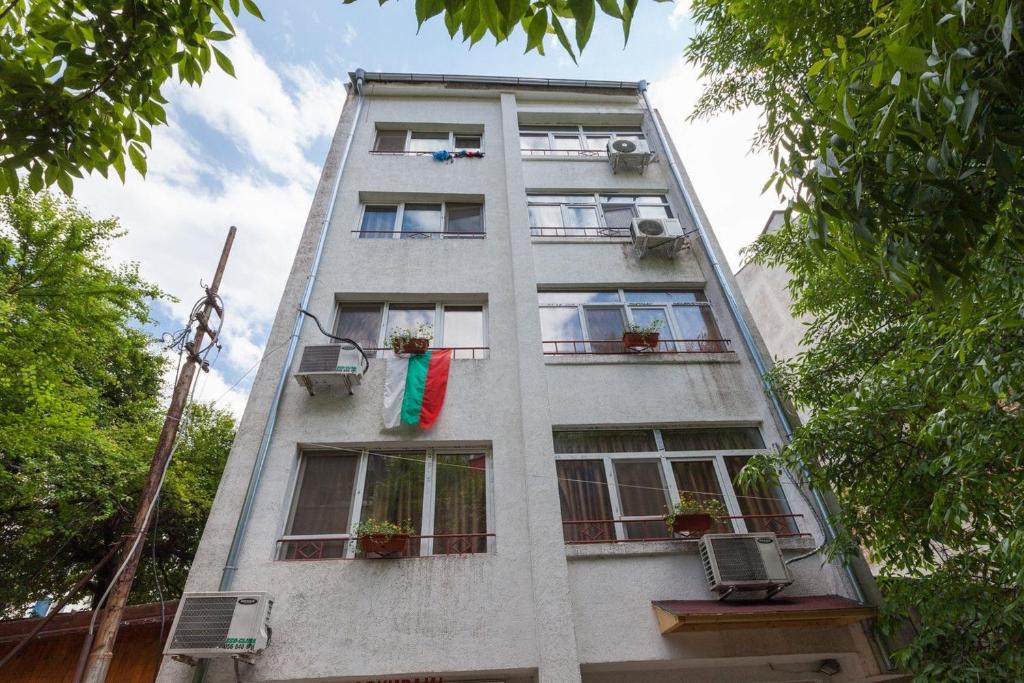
[[157, 72, 895, 683]]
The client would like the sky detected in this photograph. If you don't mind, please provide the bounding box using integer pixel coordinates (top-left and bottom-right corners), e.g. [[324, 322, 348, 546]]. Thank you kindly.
[[72, 0, 780, 417]]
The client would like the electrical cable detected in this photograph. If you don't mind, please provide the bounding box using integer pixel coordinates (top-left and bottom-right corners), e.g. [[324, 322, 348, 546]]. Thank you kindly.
[[150, 490, 166, 663], [297, 307, 370, 372]]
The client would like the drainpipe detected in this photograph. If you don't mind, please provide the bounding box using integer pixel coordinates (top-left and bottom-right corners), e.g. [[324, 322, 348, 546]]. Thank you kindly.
[[637, 81, 893, 669], [191, 69, 366, 683]]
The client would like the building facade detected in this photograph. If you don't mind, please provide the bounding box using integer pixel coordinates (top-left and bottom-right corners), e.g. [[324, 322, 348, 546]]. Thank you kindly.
[[158, 72, 891, 683]]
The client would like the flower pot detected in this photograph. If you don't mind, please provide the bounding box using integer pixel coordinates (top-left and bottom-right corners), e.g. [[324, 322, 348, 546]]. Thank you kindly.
[[669, 513, 714, 536], [623, 331, 660, 350], [393, 338, 430, 354], [360, 533, 410, 557]]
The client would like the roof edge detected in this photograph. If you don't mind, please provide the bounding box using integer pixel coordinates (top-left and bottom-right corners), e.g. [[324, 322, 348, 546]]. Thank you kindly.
[[348, 70, 645, 93]]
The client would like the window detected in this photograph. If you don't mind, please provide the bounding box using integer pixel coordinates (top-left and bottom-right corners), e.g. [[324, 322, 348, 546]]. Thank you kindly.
[[538, 289, 727, 354], [552, 427, 798, 543], [373, 129, 483, 153], [281, 447, 492, 559], [334, 301, 487, 359], [519, 125, 645, 156], [358, 202, 484, 239], [527, 194, 672, 238]]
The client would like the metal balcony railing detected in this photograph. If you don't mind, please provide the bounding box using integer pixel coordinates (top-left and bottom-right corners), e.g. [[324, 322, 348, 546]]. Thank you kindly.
[[277, 533, 495, 560], [360, 346, 489, 360], [562, 514, 807, 544], [521, 148, 606, 158], [352, 230, 486, 239], [530, 226, 632, 239], [543, 339, 733, 355]]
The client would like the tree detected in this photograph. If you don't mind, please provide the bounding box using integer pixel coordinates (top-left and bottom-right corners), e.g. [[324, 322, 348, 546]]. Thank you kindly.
[[0, 191, 235, 615], [0, 0, 262, 196], [743, 219, 1024, 681]]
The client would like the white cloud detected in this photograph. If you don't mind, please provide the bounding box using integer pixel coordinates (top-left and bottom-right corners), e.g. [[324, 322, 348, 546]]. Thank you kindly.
[[343, 22, 358, 47], [649, 57, 782, 270], [668, 0, 690, 31]]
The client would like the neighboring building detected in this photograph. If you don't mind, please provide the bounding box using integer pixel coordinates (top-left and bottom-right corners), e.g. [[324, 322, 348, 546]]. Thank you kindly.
[[157, 72, 892, 683]]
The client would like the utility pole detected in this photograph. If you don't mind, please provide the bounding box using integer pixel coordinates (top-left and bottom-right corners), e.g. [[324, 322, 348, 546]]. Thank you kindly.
[[80, 226, 236, 683]]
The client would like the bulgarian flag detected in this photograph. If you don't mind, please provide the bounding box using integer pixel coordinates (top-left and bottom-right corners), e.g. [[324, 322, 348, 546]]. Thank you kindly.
[[383, 349, 453, 429]]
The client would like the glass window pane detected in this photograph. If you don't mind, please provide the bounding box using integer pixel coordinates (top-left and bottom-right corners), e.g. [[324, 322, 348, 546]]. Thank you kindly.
[[552, 135, 583, 150], [553, 430, 658, 454], [585, 135, 610, 151], [385, 305, 435, 345], [725, 456, 798, 534], [408, 132, 450, 152], [602, 205, 636, 230], [401, 204, 443, 237], [670, 460, 731, 533], [623, 291, 674, 303], [442, 306, 484, 358], [614, 461, 668, 539], [454, 135, 481, 150], [374, 130, 407, 152], [537, 291, 619, 304], [528, 205, 563, 234], [530, 194, 596, 204], [635, 195, 668, 204], [661, 428, 766, 451], [564, 206, 599, 228], [637, 205, 671, 219], [434, 454, 488, 553], [446, 204, 483, 235], [672, 304, 724, 352], [360, 452, 426, 555], [359, 206, 397, 239], [539, 307, 583, 353], [583, 306, 626, 353], [287, 454, 358, 559], [556, 460, 614, 542], [520, 133, 549, 150], [630, 308, 672, 350], [334, 303, 383, 351]]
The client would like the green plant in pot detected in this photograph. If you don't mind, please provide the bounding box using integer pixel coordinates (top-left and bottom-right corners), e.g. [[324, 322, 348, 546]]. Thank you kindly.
[[388, 322, 433, 355], [354, 518, 415, 557], [664, 495, 726, 537], [623, 319, 663, 350]]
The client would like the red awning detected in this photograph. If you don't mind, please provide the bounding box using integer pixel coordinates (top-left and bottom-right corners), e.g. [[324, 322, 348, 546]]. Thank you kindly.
[[652, 594, 875, 634]]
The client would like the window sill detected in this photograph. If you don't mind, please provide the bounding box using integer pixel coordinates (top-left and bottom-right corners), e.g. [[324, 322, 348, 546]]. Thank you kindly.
[[565, 535, 817, 560], [544, 352, 738, 366]]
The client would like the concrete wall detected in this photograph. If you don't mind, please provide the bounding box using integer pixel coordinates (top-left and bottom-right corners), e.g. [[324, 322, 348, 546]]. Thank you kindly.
[[158, 79, 878, 683]]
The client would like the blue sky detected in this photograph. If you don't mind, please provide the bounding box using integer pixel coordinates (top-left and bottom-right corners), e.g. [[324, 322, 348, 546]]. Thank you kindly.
[[72, 1, 779, 416]]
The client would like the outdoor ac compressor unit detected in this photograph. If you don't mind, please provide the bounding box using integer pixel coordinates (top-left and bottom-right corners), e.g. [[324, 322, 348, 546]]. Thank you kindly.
[[294, 343, 367, 396], [164, 592, 273, 661], [630, 217, 689, 258], [606, 137, 654, 174], [699, 533, 793, 599]]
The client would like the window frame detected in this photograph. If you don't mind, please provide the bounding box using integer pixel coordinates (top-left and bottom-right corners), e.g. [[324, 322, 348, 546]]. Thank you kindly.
[[373, 130, 483, 154], [519, 125, 645, 155], [333, 300, 489, 358], [357, 201, 485, 239], [527, 193, 672, 238], [537, 288, 720, 353], [552, 427, 794, 540], [281, 446, 495, 559]]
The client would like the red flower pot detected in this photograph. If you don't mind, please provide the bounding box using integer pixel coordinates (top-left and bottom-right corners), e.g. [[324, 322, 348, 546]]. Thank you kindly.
[[623, 332, 660, 350], [670, 513, 714, 536], [360, 533, 410, 557], [393, 338, 430, 354]]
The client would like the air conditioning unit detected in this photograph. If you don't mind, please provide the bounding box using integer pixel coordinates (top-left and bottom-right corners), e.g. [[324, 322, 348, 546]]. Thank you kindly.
[[165, 592, 273, 662], [294, 343, 367, 396], [630, 217, 689, 258], [699, 533, 793, 599], [606, 137, 654, 174]]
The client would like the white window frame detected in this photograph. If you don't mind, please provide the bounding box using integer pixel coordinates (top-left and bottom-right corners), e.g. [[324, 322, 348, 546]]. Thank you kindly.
[[527, 193, 672, 237], [281, 447, 495, 559], [553, 428, 793, 540], [357, 202, 485, 239], [537, 289, 718, 352], [519, 125, 645, 154], [373, 130, 483, 153], [334, 300, 489, 358]]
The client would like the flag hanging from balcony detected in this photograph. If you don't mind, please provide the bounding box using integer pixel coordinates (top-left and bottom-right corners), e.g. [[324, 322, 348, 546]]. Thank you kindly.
[[383, 349, 453, 429]]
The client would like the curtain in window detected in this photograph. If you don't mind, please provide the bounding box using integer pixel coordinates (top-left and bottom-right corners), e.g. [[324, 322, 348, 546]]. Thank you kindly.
[[360, 452, 426, 555], [584, 307, 626, 353], [613, 461, 669, 539], [725, 456, 798, 534], [359, 206, 397, 239], [661, 428, 765, 451], [445, 204, 483, 235], [442, 306, 484, 359], [556, 460, 614, 542], [287, 454, 358, 559], [433, 454, 487, 553], [553, 430, 657, 454], [374, 130, 406, 152], [334, 304, 383, 351], [670, 460, 731, 533]]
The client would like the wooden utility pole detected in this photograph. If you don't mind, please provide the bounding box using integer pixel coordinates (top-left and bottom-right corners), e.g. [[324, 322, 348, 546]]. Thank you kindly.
[[80, 227, 236, 683]]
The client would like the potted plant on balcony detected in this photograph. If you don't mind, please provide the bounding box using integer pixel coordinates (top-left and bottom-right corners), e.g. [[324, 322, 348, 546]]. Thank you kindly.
[[622, 319, 663, 350], [664, 495, 726, 537], [388, 323, 432, 355], [355, 518, 414, 557]]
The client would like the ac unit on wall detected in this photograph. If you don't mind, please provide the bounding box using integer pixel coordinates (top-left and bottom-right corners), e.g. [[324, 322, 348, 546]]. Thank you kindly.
[[294, 343, 366, 396], [630, 217, 689, 258], [699, 533, 793, 600], [606, 138, 654, 174], [165, 592, 273, 662]]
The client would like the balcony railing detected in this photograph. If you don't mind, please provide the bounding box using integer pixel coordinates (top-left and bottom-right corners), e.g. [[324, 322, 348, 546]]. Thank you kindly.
[[360, 346, 489, 359], [369, 150, 437, 156], [543, 339, 733, 355], [530, 226, 632, 239], [562, 514, 807, 544], [277, 533, 495, 560], [353, 230, 486, 239], [521, 148, 606, 158]]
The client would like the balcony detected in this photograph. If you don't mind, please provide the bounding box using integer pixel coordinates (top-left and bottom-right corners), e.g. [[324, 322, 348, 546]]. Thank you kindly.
[[277, 532, 495, 560], [530, 226, 631, 240], [562, 514, 807, 545], [352, 230, 486, 240], [360, 346, 489, 360], [543, 339, 733, 355]]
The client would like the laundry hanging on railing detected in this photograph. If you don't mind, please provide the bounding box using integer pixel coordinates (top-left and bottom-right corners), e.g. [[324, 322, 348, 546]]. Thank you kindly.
[[432, 149, 485, 163]]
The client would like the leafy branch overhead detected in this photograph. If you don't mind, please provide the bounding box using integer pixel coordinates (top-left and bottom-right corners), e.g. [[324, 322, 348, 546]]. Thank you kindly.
[[0, 0, 263, 197]]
